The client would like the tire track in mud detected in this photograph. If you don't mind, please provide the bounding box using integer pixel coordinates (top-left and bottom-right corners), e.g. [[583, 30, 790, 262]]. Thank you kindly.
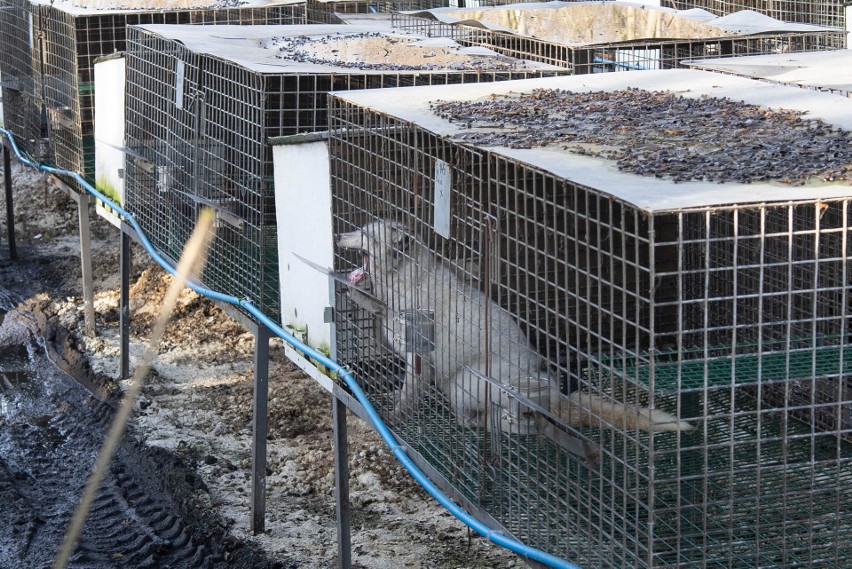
[[0, 321, 285, 569], [0, 335, 215, 568]]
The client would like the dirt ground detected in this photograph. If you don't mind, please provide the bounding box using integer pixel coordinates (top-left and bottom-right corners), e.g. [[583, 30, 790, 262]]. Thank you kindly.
[[1, 163, 522, 568]]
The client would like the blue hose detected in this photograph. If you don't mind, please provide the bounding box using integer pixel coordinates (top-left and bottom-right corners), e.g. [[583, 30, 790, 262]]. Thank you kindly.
[[1, 128, 582, 569]]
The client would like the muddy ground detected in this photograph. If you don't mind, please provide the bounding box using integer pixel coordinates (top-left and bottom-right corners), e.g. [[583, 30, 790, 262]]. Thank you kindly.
[[0, 163, 521, 568]]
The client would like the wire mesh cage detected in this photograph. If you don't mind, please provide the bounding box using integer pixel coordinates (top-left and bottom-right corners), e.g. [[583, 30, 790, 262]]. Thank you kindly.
[[327, 69, 852, 567], [305, 0, 446, 24], [304, 0, 551, 24], [660, 0, 847, 33], [0, 0, 47, 156], [123, 23, 566, 323], [686, 49, 852, 98], [392, 1, 846, 71], [4, 0, 307, 184]]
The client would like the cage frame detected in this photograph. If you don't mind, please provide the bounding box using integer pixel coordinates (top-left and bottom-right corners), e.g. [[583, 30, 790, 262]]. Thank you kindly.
[[660, 0, 848, 34], [685, 49, 852, 98], [325, 69, 852, 568], [0, 0, 47, 155], [304, 0, 581, 24], [391, 3, 846, 71], [122, 22, 568, 324], [0, 0, 308, 182], [305, 0, 446, 24]]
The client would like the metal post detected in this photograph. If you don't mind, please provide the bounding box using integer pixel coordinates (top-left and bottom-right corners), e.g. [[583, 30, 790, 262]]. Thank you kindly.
[[76, 192, 96, 336], [251, 324, 272, 535], [119, 229, 131, 379], [333, 395, 352, 569], [327, 273, 351, 567], [3, 144, 17, 260]]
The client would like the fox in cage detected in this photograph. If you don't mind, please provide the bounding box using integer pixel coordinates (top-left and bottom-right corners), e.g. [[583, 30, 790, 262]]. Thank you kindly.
[[337, 219, 694, 452]]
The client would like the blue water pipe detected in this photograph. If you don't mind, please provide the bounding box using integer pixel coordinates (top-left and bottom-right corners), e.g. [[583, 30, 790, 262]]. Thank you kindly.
[[0, 128, 582, 569]]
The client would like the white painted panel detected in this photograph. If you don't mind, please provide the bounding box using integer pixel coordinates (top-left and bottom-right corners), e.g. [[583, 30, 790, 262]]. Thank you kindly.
[[94, 56, 126, 227], [846, 5, 851, 48], [273, 140, 333, 350]]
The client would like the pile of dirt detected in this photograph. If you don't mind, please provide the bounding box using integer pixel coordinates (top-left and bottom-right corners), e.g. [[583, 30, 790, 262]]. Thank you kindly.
[[0, 162, 521, 568]]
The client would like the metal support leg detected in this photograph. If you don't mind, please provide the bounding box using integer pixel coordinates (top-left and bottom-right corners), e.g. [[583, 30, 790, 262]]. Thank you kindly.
[[119, 230, 131, 379], [3, 144, 17, 260], [251, 324, 272, 535], [76, 192, 96, 336], [333, 396, 352, 569]]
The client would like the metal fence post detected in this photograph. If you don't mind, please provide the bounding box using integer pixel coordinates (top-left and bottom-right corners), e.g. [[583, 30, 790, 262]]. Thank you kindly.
[[3, 144, 17, 260], [76, 191, 96, 336], [120, 228, 132, 379], [333, 395, 352, 569], [251, 323, 272, 535]]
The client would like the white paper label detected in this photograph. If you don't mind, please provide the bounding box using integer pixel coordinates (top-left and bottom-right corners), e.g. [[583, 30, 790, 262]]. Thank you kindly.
[[175, 60, 185, 110], [434, 159, 451, 239]]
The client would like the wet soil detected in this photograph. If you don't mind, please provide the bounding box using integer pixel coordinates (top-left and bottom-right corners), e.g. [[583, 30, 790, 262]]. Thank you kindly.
[[0, 195, 282, 568], [0, 322, 281, 569]]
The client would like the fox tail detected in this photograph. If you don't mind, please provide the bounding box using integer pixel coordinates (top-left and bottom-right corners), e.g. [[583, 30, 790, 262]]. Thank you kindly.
[[563, 391, 693, 433]]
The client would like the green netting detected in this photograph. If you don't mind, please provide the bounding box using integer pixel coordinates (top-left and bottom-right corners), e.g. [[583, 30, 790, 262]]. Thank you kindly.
[[82, 134, 95, 184], [261, 229, 281, 322], [371, 379, 852, 568], [200, 223, 280, 320], [652, 463, 852, 568], [608, 339, 852, 393]]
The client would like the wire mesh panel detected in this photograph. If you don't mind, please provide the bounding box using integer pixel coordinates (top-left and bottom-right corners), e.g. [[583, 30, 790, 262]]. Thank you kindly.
[[304, 0, 550, 24], [661, 0, 847, 33], [327, 70, 852, 567], [27, 0, 306, 184], [123, 23, 566, 323], [0, 0, 45, 155], [305, 0, 446, 24], [392, 1, 846, 71]]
